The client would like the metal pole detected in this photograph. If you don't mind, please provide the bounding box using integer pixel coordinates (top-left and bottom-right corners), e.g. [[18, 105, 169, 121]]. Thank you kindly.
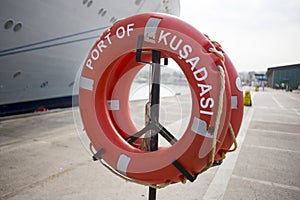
[[148, 50, 161, 200]]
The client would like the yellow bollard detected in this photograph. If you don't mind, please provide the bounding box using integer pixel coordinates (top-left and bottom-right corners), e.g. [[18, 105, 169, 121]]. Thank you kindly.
[[244, 90, 252, 106], [255, 86, 259, 92]]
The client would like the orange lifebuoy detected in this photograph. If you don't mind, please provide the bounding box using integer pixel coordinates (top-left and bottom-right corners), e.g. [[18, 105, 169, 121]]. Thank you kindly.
[[79, 13, 232, 185]]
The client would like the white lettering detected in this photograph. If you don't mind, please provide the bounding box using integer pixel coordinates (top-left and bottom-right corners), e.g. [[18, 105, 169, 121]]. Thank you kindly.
[[200, 110, 213, 116], [127, 23, 134, 36], [91, 49, 100, 60], [187, 57, 200, 71], [200, 97, 214, 109], [97, 40, 107, 53], [197, 83, 212, 97], [193, 67, 208, 81], [105, 32, 112, 44], [179, 44, 192, 59], [170, 35, 183, 51], [158, 30, 171, 45], [84, 23, 134, 71], [116, 26, 126, 39], [154, 30, 216, 117], [86, 59, 93, 70]]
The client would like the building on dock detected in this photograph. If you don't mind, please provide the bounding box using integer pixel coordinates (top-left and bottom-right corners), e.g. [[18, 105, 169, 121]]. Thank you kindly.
[[266, 63, 300, 90]]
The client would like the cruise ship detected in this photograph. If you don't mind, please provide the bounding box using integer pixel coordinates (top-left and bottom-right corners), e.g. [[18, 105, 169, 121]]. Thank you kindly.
[[0, 0, 180, 116]]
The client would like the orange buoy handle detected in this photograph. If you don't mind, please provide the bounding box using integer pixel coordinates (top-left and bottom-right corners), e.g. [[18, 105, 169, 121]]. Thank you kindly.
[[172, 160, 198, 182]]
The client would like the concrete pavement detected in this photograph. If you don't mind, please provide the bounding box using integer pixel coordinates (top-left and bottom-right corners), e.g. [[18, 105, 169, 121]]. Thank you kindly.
[[0, 87, 299, 199]]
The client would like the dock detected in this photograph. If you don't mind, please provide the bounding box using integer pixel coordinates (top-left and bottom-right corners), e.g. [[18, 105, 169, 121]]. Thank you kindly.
[[1, 87, 300, 200]]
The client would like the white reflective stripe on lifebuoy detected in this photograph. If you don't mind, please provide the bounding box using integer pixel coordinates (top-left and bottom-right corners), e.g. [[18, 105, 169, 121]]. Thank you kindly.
[[117, 154, 131, 176], [144, 17, 162, 44], [107, 100, 120, 110], [235, 77, 243, 92], [80, 76, 94, 91], [231, 96, 238, 109], [191, 117, 213, 138]]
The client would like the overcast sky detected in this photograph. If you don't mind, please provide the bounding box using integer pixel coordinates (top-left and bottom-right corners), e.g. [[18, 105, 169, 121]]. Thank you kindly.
[[179, 0, 300, 72]]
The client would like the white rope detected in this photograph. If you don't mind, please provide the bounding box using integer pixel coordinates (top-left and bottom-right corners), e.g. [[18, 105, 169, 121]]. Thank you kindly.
[[211, 65, 225, 162], [228, 123, 238, 152], [208, 48, 225, 62], [201, 64, 226, 174]]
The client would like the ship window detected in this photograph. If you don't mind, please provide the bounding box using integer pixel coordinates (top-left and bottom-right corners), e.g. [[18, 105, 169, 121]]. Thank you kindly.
[[87, 0, 93, 7], [110, 17, 117, 23], [68, 82, 74, 87], [4, 20, 14, 29], [98, 8, 103, 15], [13, 71, 21, 78], [40, 81, 48, 88], [135, 0, 142, 5], [98, 8, 107, 16], [13, 23, 22, 32]]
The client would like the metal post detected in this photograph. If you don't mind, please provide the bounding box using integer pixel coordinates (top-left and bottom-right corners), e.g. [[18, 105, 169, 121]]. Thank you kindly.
[[148, 50, 161, 200]]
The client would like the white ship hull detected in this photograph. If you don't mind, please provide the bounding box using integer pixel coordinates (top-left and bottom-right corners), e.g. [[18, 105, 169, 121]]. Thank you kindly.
[[0, 0, 180, 116]]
